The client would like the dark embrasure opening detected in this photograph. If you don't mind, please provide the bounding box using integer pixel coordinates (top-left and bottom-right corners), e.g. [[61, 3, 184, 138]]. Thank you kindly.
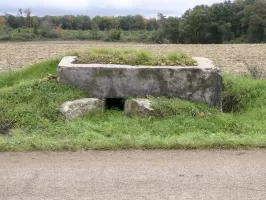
[[105, 98, 125, 110]]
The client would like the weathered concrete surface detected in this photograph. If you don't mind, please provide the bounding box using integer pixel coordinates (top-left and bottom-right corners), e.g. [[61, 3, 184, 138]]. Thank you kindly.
[[58, 57, 222, 107], [60, 98, 104, 120], [125, 98, 154, 117], [1, 150, 266, 200]]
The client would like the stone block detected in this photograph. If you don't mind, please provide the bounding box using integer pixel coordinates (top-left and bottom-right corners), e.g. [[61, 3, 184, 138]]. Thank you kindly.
[[125, 99, 154, 117], [60, 98, 104, 120]]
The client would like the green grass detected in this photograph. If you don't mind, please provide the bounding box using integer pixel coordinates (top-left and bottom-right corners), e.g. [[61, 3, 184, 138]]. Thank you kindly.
[[0, 58, 59, 88], [75, 48, 198, 66], [1, 58, 266, 151]]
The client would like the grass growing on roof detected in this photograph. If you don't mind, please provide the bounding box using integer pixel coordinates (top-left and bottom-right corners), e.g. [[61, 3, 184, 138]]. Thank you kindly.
[[1, 57, 266, 151], [75, 48, 198, 66]]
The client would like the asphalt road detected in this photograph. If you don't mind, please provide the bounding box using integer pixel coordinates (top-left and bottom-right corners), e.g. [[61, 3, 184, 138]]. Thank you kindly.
[[1, 150, 266, 200]]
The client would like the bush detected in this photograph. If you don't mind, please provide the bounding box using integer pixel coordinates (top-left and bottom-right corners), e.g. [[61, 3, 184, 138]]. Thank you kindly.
[[77, 31, 90, 40], [222, 74, 266, 112], [0, 34, 10, 41], [120, 30, 155, 43], [11, 32, 35, 41], [40, 28, 60, 38], [104, 29, 121, 41], [60, 30, 77, 40], [230, 36, 248, 44], [153, 29, 171, 44]]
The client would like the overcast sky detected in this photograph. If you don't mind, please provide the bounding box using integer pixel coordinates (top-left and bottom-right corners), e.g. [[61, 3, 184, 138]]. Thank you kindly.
[[0, 0, 224, 17]]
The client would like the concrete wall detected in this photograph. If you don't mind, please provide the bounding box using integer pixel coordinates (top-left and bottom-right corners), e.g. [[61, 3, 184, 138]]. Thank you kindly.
[[58, 57, 222, 108]]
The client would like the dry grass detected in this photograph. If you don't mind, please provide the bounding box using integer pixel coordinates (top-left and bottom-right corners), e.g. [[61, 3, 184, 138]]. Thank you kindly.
[[0, 41, 265, 75]]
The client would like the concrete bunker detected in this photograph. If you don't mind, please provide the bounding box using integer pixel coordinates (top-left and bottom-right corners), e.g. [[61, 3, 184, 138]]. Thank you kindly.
[[57, 56, 222, 109]]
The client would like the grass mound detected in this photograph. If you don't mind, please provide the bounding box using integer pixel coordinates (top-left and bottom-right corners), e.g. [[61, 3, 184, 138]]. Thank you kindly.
[[75, 48, 198, 66], [1, 58, 266, 151]]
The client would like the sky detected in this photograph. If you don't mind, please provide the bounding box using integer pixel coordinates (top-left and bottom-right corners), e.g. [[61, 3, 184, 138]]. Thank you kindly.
[[0, 0, 224, 17]]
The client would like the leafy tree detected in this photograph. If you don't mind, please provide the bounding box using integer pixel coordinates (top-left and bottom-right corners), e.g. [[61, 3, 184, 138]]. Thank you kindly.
[[0, 16, 6, 34], [82, 16, 91, 30], [91, 21, 100, 39], [32, 17, 39, 35], [180, 5, 212, 43], [1, 1, 266, 43], [24, 8, 32, 28], [133, 15, 146, 30], [155, 15, 180, 43], [92, 16, 105, 31], [119, 15, 135, 30], [147, 18, 159, 31], [39, 16, 59, 38], [6, 14, 20, 29]]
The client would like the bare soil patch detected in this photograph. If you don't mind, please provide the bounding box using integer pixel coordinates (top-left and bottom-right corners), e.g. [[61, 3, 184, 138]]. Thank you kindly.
[[0, 41, 265, 75]]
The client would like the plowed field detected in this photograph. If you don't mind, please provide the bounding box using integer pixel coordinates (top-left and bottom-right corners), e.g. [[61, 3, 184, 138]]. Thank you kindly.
[[0, 41, 265, 75]]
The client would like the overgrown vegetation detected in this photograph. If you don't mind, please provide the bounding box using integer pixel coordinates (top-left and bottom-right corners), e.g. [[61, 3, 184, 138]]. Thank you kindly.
[[0, 0, 265, 43], [0, 28, 157, 43], [1, 58, 266, 151], [75, 48, 198, 66]]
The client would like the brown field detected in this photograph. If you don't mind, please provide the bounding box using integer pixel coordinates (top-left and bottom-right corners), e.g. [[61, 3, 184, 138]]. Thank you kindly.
[[0, 41, 265, 75]]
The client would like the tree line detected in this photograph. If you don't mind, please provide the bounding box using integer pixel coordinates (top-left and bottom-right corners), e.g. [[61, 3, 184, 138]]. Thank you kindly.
[[0, 0, 265, 43]]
